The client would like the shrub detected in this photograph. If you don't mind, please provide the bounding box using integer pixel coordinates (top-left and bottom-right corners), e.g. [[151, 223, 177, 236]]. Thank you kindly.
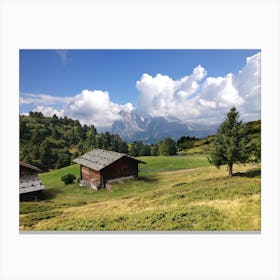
[[61, 173, 76, 185]]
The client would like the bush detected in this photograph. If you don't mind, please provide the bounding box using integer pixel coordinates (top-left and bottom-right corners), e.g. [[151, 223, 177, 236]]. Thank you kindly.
[[61, 173, 76, 185]]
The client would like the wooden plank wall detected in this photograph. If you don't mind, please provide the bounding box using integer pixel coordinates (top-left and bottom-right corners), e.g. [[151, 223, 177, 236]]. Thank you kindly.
[[81, 166, 101, 183], [103, 157, 138, 181]]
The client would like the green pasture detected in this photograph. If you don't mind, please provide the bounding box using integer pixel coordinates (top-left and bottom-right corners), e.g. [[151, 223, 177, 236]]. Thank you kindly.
[[138, 155, 210, 173], [19, 155, 261, 231]]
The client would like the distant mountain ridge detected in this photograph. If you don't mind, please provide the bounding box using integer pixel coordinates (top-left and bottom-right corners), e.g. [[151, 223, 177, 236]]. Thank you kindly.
[[111, 110, 218, 144]]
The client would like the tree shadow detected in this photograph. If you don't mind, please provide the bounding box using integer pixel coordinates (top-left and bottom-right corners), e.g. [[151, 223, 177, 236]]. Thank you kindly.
[[233, 168, 261, 178], [40, 188, 63, 200], [137, 176, 159, 183], [20, 188, 62, 202]]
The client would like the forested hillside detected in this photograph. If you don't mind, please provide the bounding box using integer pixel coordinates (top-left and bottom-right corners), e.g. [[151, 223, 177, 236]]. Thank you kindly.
[[20, 113, 176, 170], [20, 112, 129, 170]]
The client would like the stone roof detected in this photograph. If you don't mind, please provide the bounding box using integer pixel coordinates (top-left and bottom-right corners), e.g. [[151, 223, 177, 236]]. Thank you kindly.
[[19, 174, 45, 194], [73, 149, 146, 171]]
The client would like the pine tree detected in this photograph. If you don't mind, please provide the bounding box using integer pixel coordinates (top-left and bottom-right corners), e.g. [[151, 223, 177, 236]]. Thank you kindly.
[[158, 137, 177, 156], [112, 134, 121, 152], [39, 139, 52, 170], [208, 107, 251, 177], [103, 132, 112, 150], [119, 141, 128, 154], [152, 144, 159, 156]]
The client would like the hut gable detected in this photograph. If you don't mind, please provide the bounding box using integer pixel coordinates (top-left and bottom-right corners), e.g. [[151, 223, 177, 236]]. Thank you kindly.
[[20, 161, 41, 176], [73, 149, 146, 189]]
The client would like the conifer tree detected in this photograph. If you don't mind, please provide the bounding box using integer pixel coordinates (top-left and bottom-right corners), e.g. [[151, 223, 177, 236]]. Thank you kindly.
[[208, 107, 251, 177], [158, 137, 177, 156], [39, 139, 52, 170]]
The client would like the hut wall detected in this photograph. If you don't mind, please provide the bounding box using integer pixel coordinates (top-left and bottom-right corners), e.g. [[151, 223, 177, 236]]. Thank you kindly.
[[102, 157, 138, 181], [81, 165, 101, 183]]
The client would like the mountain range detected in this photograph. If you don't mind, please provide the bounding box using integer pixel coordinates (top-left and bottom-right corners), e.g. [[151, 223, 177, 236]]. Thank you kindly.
[[110, 110, 218, 144]]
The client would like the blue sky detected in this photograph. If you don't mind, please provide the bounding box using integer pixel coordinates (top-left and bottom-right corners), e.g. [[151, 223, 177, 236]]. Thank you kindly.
[[20, 49, 261, 127]]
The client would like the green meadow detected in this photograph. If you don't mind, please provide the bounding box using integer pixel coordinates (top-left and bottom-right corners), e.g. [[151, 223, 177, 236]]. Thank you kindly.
[[19, 155, 261, 231]]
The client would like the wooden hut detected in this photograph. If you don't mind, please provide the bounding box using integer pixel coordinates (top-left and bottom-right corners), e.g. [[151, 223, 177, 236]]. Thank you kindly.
[[73, 149, 146, 189], [19, 161, 45, 201]]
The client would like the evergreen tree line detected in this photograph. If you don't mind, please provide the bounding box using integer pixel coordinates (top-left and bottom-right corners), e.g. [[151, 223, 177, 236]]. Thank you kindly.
[[128, 137, 177, 157]]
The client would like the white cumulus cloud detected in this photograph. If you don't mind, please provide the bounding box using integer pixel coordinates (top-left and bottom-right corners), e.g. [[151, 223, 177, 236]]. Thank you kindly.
[[29, 90, 134, 128], [136, 65, 207, 120], [136, 52, 260, 124], [233, 52, 261, 119], [64, 90, 133, 127], [194, 52, 261, 123]]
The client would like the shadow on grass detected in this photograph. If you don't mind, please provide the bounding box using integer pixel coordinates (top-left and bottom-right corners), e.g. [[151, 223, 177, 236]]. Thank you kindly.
[[136, 176, 159, 184], [40, 188, 63, 200], [233, 168, 261, 178]]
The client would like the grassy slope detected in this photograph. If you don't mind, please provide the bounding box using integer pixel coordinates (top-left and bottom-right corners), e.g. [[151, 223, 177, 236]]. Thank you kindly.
[[19, 156, 261, 231], [139, 155, 210, 173]]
